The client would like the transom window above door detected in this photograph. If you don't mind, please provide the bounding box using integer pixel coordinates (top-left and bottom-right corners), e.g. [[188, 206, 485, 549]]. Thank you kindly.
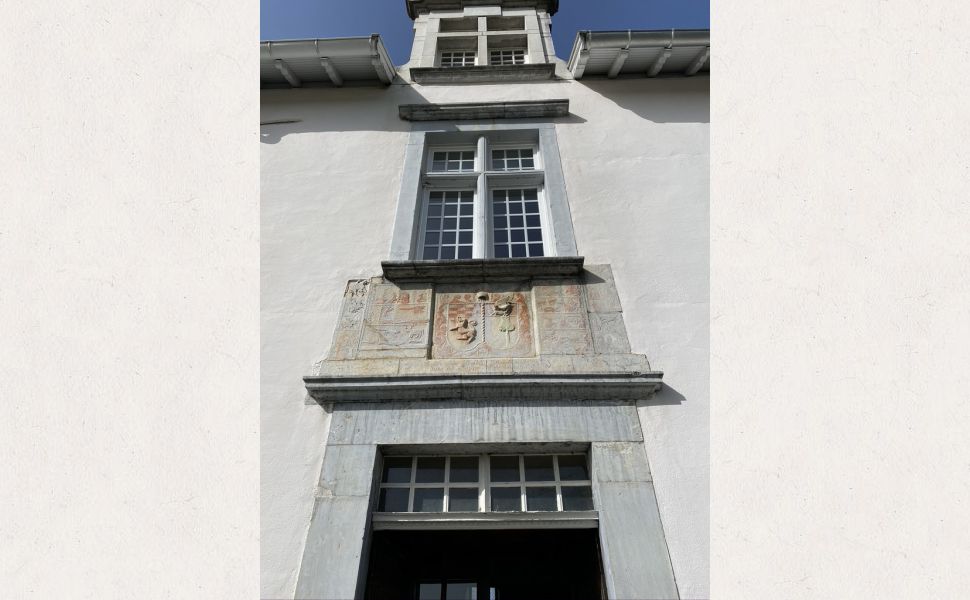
[[376, 454, 594, 513], [419, 138, 549, 260]]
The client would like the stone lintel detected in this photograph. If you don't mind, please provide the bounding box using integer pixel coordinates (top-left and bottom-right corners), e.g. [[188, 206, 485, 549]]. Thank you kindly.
[[372, 510, 597, 530], [303, 372, 663, 403], [381, 256, 584, 281], [399, 98, 567, 121], [408, 63, 557, 84]]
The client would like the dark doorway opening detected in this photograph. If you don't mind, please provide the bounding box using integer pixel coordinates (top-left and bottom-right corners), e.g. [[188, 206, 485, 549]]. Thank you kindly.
[[364, 529, 604, 600]]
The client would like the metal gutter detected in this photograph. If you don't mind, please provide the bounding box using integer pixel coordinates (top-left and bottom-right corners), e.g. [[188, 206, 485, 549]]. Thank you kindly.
[[260, 35, 396, 87], [567, 29, 711, 79]]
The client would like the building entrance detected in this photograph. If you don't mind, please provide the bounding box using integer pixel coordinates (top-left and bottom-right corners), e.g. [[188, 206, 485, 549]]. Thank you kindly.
[[364, 529, 604, 600]]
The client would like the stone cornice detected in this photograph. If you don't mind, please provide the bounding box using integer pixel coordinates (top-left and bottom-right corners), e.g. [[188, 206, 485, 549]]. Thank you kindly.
[[381, 256, 585, 282], [304, 372, 663, 403], [399, 99, 569, 121], [409, 63, 556, 84]]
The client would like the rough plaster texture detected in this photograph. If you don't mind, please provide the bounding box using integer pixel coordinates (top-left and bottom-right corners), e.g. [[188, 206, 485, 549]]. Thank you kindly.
[[261, 67, 708, 598]]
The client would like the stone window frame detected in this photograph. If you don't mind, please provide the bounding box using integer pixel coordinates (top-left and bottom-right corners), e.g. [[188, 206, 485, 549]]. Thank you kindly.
[[390, 122, 578, 261], [375, 453, 593, 514]]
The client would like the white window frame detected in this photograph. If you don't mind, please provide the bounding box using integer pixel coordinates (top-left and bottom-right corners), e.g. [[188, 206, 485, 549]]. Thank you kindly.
[[489, 48, 528, 66], [488, 144, 541, 172], [417, 188, 477, 261], [438, 50, 477, 68], [417, 139, 554, 260], [487, 185, 553, 258], [376, 454, 593, 514]]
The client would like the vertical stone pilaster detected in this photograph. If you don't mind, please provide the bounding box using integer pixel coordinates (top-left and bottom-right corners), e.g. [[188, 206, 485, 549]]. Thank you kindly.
[[592, 442, 679, 599], [296, 444, 379, 600]]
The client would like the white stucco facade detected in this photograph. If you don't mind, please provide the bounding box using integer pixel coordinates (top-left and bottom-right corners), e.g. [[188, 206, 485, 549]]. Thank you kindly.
[[262, 7, 708, 598]]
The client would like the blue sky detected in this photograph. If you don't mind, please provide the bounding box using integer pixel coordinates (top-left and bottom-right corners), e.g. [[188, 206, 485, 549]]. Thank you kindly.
[[261, 1, 710, 64]]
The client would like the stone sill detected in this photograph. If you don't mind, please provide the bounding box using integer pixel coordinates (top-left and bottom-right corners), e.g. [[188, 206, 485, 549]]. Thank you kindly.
[[304, 372, 663, 403], [398, 99, 569, 121], [381, 256, 584, 282], [409, 63, 556, 84], [372, 510, 598, 531]]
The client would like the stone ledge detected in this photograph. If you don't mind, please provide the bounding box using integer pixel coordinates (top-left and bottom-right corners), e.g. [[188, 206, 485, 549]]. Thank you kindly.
[[372, 510, 597, 530], [409, 63, 557, 84], [399, 99, 569, 121], [304, 372, 663, 403], [381, 256, 585, 282]]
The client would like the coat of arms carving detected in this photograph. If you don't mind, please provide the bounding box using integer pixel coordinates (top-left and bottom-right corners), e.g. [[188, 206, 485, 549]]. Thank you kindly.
[[433, 289, 534, 358]]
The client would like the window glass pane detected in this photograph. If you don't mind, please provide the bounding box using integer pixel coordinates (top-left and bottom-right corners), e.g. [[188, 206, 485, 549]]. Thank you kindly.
[[448, 488, 479, 512], [444, 203, 457, 216], [526, 214, 541, 227], [510, 230, 525, 243], [523, 455, 554, 481], [490, 487, 521, 511], [511, 244, 527, 258], [509, 215, 524, 228], [427, 218, 441, 230], [557, 455, 589, 480], [489, 456, 520, 482], [561, 486, 594, 511], [457, 246, 472, 259], [382, 457, 412, 483], [494, 202, 506, 215], [446, 582, 478, 600], [459, 204, 473, 216], [423, 247, 438, 260], [508, 202, 523, 214], [442, 231, 456, 244], [523, 189, 538, 201], [459, 217, 472, 230], [494, 230, 508, 243], [528, 243, 544, 257], [449, 456, 479, 482], [527, 229, 542, 242], [378, 488, 410, 512], [413, 488, 444, 512], [458, 231, 472, 244], [525, 486, 557, 511], [425, 232, 440, 245], [415, 457, 446, 482], [419, 583, 442, 600], [494, 245, 509, 258], [440, 247, 455, 259], [443, 217, 457, 229]]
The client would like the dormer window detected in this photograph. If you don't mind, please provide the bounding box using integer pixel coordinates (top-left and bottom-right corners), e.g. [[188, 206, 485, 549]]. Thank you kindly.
[[489, 49, 527, 66], [439, 51, 476, 68]]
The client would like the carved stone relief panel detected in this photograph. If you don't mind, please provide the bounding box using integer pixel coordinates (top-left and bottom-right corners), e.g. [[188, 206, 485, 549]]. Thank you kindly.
[[432, 286, 535, 359], [359, 282, 433, 353], [533, 278, 594, 355], [328, 279, 370, 360]]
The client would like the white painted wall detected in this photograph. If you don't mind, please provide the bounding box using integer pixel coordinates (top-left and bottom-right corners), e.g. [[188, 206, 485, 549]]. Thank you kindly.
[[261, 70, 709, 599]]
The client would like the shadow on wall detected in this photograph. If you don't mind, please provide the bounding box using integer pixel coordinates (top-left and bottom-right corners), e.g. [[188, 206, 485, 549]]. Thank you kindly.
[[260, 84, 429, 143], [260, 81, 594, 143], [576, 76, 710, 124]]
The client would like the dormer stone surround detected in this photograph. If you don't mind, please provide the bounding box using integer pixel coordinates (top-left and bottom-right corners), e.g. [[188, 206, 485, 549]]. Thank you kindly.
[[403, 1, 567, 82]]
